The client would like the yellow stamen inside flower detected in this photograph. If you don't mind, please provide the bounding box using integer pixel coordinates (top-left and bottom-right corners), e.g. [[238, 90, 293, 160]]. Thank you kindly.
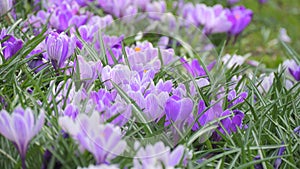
[[144, 69, 147, 73], [135, 47, 141, 52]]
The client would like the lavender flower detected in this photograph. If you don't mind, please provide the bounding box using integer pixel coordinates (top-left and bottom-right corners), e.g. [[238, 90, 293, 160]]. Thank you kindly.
[[165, 95, 193, 123], [288, 64, 300, 81], [257, 73, 275, 93], [227, 6, 253, 36], [133, 142, 185, 169], [146, 1, 166, 20], [180, 58, 215, 77], [227, 90, 248, 108], [0, 106, 45, 169], [59, 112, 127, 164], [193, 4, 232, 34], [0, 0, 12, 16], [75, 55, 102, 88], [222, 54, 248, 68], [45, 32, 76, 70], [279, 28, 291, 43]]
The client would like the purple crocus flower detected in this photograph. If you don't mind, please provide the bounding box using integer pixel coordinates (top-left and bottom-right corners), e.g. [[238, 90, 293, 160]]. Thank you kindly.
[[0, 0, 12, 16], [274, 142, 286, 169], [192, 4, 232, 34], [59, 112, 127, 164], [98, 0, 138, 18], [227, 6, 253, 36], [75, 55, 102, 88], [282, 59, 300, 81], [180, 58, 215, 77], [165, 95, 193, 123], [146, 1, 166, 20], [133, 141, 185, 169], [45, 32, 76, 70], [0, 106, 45, 169], [227, 90, 248, 108], [0, 32, 23, 60], [213, 109, 245, 140]]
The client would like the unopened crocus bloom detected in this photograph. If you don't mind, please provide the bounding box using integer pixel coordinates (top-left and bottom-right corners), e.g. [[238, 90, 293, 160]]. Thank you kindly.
[[133, 141, 185, 169], [257, 73, 275, 93], [46, 32, 76, 70], [274, 142, 285, 169], [279, 28, 291, 43], [59, 112, 127, 164], [0, 0, 12, 16], [0, 107, 45, 169], [227, 6, 253, 36]]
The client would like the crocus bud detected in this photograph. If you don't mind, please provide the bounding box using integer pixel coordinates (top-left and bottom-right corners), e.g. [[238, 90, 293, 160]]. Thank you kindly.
[[0, 0, 12, 16]]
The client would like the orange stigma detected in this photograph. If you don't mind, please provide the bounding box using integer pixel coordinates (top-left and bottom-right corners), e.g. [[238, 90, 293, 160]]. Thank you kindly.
[[134, 47, 141, 52]]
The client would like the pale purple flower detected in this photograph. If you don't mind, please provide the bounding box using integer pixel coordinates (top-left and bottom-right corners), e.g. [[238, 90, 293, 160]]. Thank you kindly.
[[165, 95, 193, 123], [222, 54, 247, 68], [0, 107, 45, 168], [283, 60, 300, 81], [133, 141, 185, 169], [0, 0, 12, 16], [279, 28, 291, 43], [75, 55, 102, 88], [193, 4, 232, 34], [146, 1, 166, 20], [59, 112, 127, 164], [194, 100, 223, 129], [257, 73, 275, 93], [189, 78, 210, 96], [98, 0, 137, 18], [46, 32, 76, 70], [226, 6, 253, 36]]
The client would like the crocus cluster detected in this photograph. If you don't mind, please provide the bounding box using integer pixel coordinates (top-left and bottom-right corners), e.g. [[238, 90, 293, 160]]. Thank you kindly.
[[59, 112, 127, 164], [180, 3, 252, 37]]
